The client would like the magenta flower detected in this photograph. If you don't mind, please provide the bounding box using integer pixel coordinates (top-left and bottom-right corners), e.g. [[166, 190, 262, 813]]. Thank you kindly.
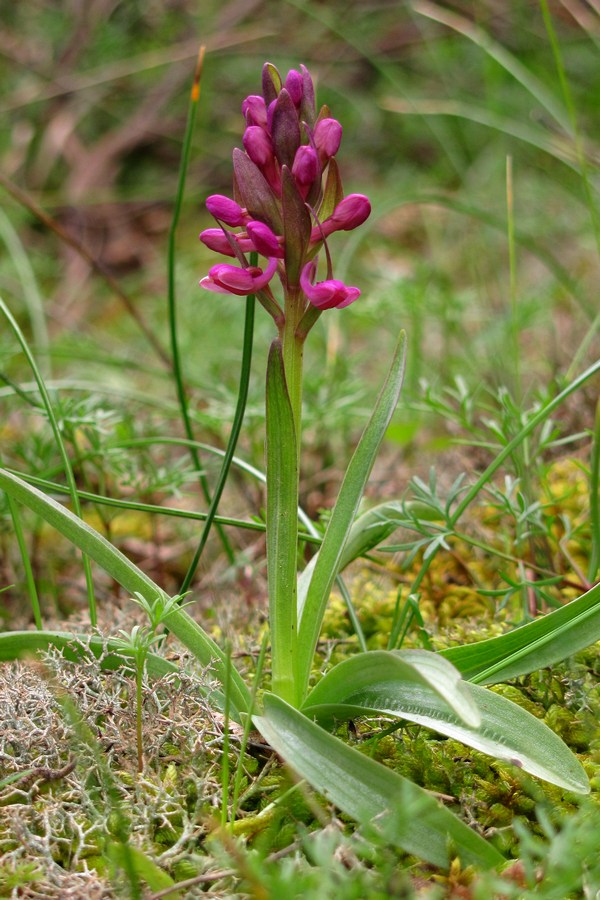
[[246, 221, 284, 258], [201, 257, 278, 296], [205, 194, 248, 227], [300, 260, 360, 310], [200, 62, 370, 311]]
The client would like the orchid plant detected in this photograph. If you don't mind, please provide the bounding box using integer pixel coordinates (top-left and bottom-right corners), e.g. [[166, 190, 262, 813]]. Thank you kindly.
[[2, 60, 600, 872]]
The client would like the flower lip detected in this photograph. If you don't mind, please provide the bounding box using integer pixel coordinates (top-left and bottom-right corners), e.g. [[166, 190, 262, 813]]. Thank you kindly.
[[200, 257, 278, 296], [300, 260, 360, 310]]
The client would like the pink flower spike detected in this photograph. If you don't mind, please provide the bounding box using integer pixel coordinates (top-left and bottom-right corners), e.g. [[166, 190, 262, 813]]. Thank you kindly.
[[206, 194, 247, 227], [313, 117, 343, 162], [242, 94, 267, 128], [246, 220, 284, 258], [199, 228, 254, 257], [200, 257, 278, 296], [300, 260, 360, 310]]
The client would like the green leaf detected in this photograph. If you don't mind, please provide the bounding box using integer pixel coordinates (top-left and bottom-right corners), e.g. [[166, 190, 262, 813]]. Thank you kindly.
[[304, 665, 588, 793], [266, 340, 299, 704], [0, 467, 251, 719], [253, 693, 504, 870], [0, 629, 177, 679], [440, 580, 600, 685], [297, 331, 407, 701], [303, 650, 480, 727]]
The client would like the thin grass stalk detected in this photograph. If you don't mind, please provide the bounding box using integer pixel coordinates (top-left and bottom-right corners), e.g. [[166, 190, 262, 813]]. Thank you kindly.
[[220, 641, 232, 828], [230, 631, 268, 827], [7, 494, 42, 629], [539, 0, 600, 256], [166, 46, 234, 566], [0, 297, 97, 625], [180, 268, 256, 593], [10, 469, 322, 545]]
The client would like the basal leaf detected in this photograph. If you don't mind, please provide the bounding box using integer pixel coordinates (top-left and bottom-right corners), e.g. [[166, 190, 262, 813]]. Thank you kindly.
[[254, 693, 503, 869], [305, 677, 589, 794], [440, 580, 600, 685], [303, 650, 480, 727]]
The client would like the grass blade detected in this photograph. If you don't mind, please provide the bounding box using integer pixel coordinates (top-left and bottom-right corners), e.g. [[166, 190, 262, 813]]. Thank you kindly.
[[0, 467, 251, 718]]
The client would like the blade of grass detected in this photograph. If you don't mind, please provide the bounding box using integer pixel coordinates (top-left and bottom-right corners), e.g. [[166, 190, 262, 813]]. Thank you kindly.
[[166, 46, 234, 566], [6, 495, 42, 629], [0, 296, 97, 625], [413, 0, 572, 134], [589, 398, 600, 583], [0, 467, 251, 718], [180, 277, 256, 593]]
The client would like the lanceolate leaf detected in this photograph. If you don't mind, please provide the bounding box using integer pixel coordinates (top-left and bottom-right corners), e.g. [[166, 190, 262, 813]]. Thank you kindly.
[[266, 341, 299, 704], [440, 580, 600, 685], [303, 650, 480, 727], [0, 467, 251, 719], [254, 693, 504, 870], [297, 331, 407, 702], [304, 668, 589, 794]]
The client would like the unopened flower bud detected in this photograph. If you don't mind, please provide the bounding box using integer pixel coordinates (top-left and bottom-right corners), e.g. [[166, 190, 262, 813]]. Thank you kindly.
[[242, 94, 267, 128], [246, 220, 284, 258], [328, 194, 371, 231], [206, 194, 247, 227], [313, 118, 343, 162], [292, 145, 319, 196], [243, 125, 274, 168], [285, 69, 304, 106], [200, 228, 253, 257]]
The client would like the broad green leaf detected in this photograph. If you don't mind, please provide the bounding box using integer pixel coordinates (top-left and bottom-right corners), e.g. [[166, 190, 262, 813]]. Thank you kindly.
[[306, 681, 589, 794], [254, 693, 504, 870], [303, 650, 480, 727], [0, 629, 177, 679], [265, 341, 299, 704], [440, 580, 600, 685], [0, 467, 251, 719], [297, 331, 407, 701]]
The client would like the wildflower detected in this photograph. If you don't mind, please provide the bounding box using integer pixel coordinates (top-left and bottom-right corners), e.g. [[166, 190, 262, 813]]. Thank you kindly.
[[205, 195, 248, 227], [311, 194, 372, 242], [200, 62, 370, 312], [300, 259, 360, 310], [201, 258, 278, 295]]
